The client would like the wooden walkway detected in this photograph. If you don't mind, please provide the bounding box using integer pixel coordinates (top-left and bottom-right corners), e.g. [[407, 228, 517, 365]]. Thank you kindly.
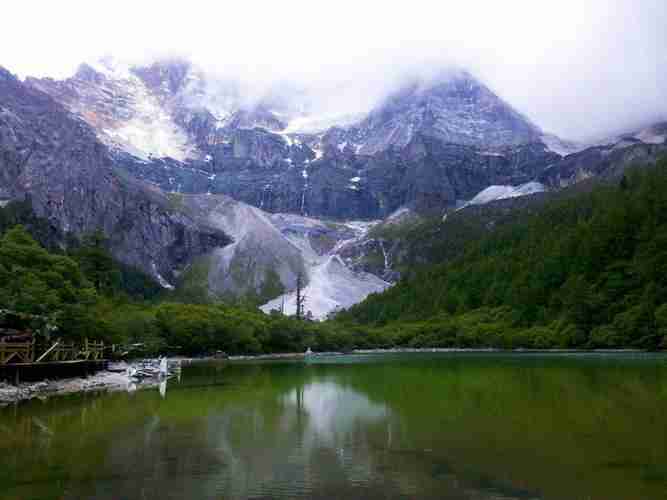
[[0, 359, 109, 383], [0, 338, 105, 366], [0, 338, 108, 382]]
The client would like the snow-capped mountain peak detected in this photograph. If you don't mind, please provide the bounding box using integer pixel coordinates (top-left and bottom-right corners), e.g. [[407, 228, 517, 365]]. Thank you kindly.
[[341, 69, 544, 155], [28, 57, 199, 161]]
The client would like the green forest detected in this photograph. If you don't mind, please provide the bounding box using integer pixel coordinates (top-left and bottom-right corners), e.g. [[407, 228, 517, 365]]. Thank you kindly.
[[2, 158, 667, 354], [337, 159, 667, 350], [0, 205, 325, 355]]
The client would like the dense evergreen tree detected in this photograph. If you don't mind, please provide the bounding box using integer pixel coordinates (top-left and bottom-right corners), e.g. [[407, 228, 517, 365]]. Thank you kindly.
[[336, 159, 667, 350], [0, 226, 94, 317]]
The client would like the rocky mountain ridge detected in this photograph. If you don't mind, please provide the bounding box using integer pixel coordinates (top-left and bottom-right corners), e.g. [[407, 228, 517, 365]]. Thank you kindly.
[[26, 57, 662, 222], [26, 58, 577, 219], [0, 65, 229, 285]]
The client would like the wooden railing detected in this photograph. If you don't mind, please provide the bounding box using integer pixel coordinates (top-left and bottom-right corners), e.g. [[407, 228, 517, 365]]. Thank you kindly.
[[50, 343, 78, 362], [81, 339, 105, 361], [0, 338, 105, 365], [0, 341, 35, 365]]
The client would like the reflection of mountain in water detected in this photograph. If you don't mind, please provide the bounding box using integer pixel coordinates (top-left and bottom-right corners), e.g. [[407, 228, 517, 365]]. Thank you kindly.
[[285, 381, 388, 440], [197, 378, 542, 500], [16, 354, 667, 499]]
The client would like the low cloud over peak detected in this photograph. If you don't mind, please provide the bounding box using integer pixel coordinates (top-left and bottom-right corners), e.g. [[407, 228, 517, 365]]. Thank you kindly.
[[2, 0, 665, 142]]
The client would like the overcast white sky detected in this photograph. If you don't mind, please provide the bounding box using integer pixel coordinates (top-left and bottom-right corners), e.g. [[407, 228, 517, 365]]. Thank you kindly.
[[1, 0, 665, 141]]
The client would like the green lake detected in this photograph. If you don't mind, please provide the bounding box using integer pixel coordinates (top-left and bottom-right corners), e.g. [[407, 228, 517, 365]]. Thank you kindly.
[[1, 353, 666, 499]]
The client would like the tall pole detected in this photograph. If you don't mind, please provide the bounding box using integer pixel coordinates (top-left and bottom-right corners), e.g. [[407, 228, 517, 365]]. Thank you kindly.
[[295, 272, 307, 320]]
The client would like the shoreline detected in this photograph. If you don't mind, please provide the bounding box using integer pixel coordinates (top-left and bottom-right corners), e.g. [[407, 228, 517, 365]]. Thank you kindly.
[[349, 347, 651, 354], [0, 359, 179, 406], [1, 349, 662, 405], [223, 347, 653, 361]]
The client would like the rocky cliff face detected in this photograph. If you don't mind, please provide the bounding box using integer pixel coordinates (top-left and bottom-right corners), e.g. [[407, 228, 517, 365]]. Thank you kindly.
[[1, 65, 389, 310], [539, 139, 667, 188], [0, 66, 230, 286]]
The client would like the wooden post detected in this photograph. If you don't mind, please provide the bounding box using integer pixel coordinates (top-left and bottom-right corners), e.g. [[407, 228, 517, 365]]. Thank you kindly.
[[36, 342, 60, 363]]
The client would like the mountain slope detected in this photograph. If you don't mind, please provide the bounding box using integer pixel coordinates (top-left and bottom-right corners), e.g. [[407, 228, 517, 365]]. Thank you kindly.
[[0, 66, 230, 285], [335, 160, 667, 349], [260, 216, 390, 319]]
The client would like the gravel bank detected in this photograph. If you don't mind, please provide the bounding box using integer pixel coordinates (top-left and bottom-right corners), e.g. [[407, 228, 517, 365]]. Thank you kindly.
[[0, 359, 178, 406]]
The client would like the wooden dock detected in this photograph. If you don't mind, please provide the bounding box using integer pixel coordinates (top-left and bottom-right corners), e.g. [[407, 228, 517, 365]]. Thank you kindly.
[[0, 338, 108, 383], [0, 359, 109, 383]]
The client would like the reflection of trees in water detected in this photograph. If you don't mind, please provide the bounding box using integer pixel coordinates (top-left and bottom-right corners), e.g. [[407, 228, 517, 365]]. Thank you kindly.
[[335, 355, 667, 500]]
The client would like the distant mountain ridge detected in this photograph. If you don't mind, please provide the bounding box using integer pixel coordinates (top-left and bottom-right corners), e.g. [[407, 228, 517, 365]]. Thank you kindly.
[[23, 58, 571, 219], [21, 57, 666, 222], [26, 59, 546, 159]]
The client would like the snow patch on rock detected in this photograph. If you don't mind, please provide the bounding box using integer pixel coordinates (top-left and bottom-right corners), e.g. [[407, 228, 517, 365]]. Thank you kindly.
[[283, 111, 367, 134], [62, 57, 198, 161], [634, 124, 667, 145], [261, 218, 389, 320], [151, 262, 175, 290], [540, 134, 586, 157], [464, 181, 546, 207], [261, 255, 389, 320]]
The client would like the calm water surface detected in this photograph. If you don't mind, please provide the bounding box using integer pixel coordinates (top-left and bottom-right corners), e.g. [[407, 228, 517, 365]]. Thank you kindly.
[[1, 353, 666, 499]]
